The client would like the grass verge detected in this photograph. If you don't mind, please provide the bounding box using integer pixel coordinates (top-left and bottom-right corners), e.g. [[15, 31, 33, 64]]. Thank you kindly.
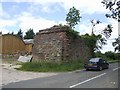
[[17, 60, 84, 72], [108, 60, 120, 63]]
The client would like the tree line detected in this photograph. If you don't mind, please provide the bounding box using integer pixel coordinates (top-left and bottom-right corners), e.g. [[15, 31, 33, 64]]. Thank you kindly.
[[8, 28, 35, 39], [95, 51, 120, 60]]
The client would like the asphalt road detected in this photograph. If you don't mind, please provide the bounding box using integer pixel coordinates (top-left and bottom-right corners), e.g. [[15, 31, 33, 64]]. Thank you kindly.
[[2, 63, 120, 88]]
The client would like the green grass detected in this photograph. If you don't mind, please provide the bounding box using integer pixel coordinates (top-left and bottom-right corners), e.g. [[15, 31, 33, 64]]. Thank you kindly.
[[17, 60, 84, 72], [108, 60, 120, 63]]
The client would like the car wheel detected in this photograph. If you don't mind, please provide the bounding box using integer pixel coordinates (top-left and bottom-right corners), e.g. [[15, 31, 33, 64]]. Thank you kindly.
[[99, 66, 102, 71]]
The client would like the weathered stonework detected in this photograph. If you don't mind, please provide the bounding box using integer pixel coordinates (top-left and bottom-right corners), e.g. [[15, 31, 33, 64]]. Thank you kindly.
[[33, 25, 92, 63]]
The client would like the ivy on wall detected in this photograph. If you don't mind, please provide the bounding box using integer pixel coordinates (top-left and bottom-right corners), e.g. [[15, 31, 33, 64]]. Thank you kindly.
[[66, 28, 79, 39]]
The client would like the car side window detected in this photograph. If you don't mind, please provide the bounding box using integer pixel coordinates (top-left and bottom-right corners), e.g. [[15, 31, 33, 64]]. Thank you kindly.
[[99, 59, 104, 63], [101, 59, 107, 63]]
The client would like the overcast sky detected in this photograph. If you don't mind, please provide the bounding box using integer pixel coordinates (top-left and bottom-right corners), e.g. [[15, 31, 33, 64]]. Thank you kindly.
[[0, 0, 118, 53]]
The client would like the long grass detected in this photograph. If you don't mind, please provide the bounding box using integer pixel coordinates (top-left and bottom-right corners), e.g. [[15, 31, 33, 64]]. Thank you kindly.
[[17, 60, 84, 72]]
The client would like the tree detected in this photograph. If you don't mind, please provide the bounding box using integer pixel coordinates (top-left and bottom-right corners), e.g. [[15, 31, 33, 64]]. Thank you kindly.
[[11, 32, 14, 35], [24, 28, 35, 39], [95, 51, 104, 58], [66, 6, 81, 29], [81, 34, 97, 57], [101, 0, 120, 22], [102, 0, 119, 52], [112, 38, 120, 52], [81, 19, 113, 57], [7, 32, 14, 35], [91, 19, 101, 35], [17, 29, 23, 39], [96, 35, 107, 50], [102, 24, 113, 38], [90, 20, 112, 50], [91, 19, 113, 38]]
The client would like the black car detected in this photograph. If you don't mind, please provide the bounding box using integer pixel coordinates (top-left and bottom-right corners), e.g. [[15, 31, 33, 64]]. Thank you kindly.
[[84, 58, 109, 71]]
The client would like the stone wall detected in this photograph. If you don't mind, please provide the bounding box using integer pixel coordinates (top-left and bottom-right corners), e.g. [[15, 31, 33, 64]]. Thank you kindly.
[[62, 35, 92, 63], [33, 25, 92, 63]]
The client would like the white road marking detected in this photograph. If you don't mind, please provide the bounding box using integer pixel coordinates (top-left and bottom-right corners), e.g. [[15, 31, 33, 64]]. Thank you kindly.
[[69, 73, 106, 88], [110, 82, 116, 85], [113, 67, 120, 71]]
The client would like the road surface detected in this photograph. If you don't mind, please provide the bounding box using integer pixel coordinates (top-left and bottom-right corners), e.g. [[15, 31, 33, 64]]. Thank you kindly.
[[2, 63, 120, 88]]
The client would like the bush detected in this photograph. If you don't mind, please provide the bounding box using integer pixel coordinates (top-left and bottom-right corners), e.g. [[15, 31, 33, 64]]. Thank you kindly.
[[114, 53, 120, 60], [95, 51, 105, 58], [104, 51, 115, 60], [95, 51, 120, 62], [66, 29, 79, 39]]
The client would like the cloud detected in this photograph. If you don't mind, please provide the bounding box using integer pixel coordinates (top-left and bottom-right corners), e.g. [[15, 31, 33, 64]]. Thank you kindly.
[[0, 18, 18, 34], [41, 6, 51, 13], [31, 0, 109, 15], [79, 24, 92, 35], [102, 40, 115, 53], [18, 16, 57, 33], [27, 2, 63, 14], [0, 19, 17, 27], [2, 0, 109, 15], [0, 28, 10, 34], [16, 12, 56, 33]]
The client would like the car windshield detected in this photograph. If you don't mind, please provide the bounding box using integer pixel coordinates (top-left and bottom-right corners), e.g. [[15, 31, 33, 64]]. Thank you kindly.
[[89, 58, 99, 63]]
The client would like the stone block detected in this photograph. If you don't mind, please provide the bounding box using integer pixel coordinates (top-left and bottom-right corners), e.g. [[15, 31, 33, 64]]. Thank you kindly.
[[18, 55, 33, 62]]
